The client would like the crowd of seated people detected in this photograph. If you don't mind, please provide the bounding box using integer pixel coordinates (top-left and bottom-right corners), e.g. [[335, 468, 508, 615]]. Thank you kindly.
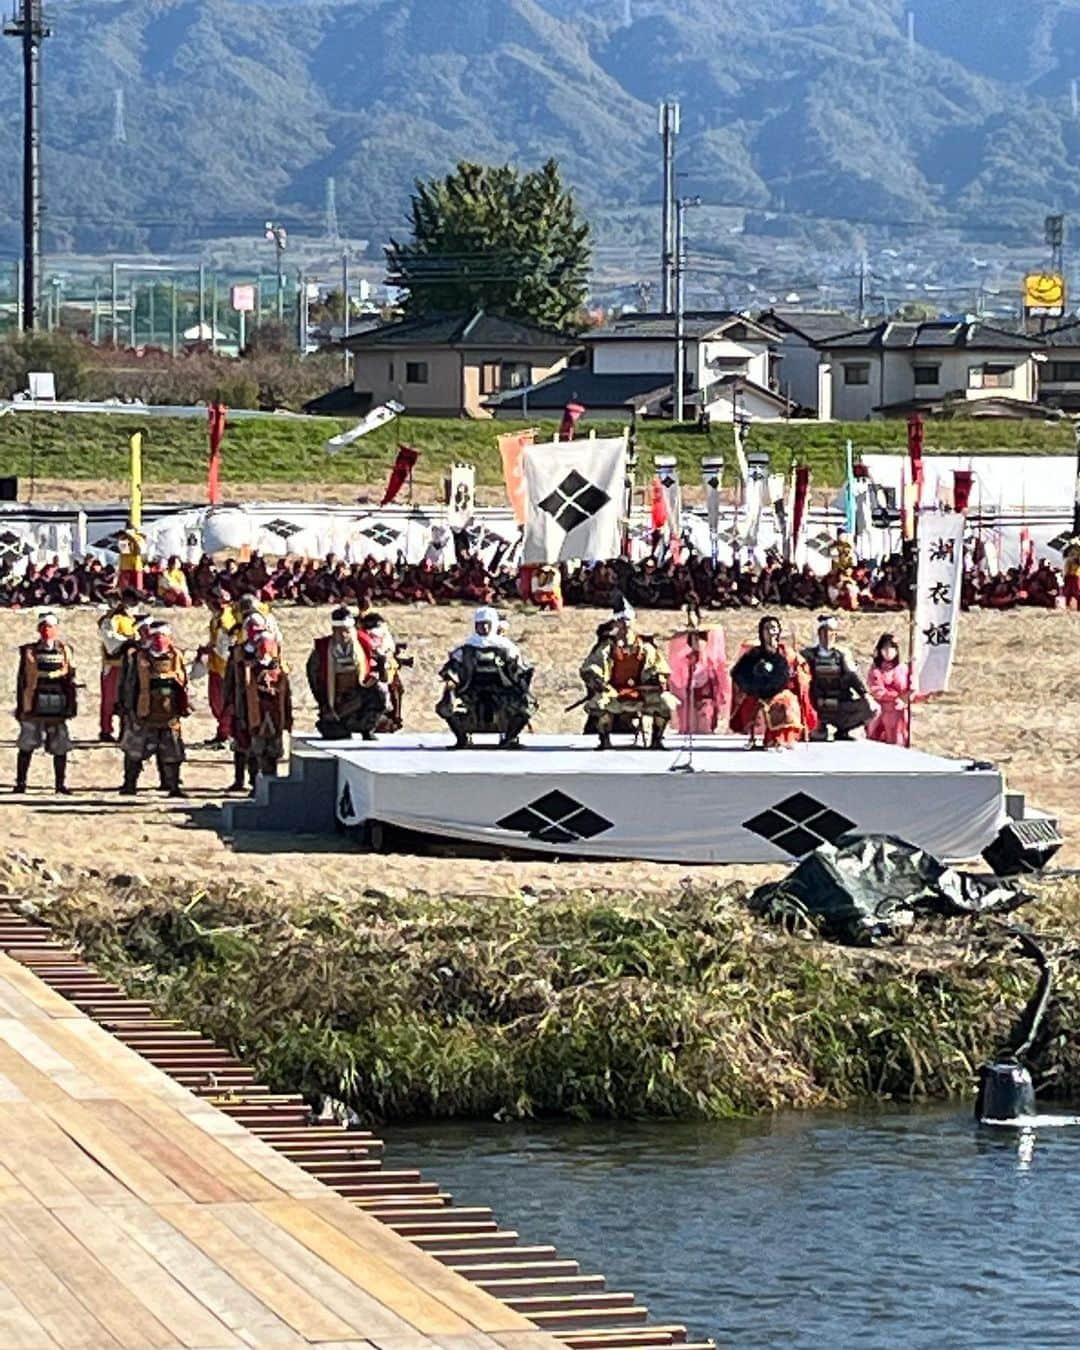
[[0, 544, 1072, 614]]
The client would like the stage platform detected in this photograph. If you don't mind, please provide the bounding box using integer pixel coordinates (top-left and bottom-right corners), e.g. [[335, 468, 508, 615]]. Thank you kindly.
[[223, 733, 1012, 865]]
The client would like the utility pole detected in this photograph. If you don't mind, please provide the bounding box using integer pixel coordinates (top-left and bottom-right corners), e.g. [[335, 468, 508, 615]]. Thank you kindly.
[[658, 100, 680, 314], [265, 221, 287, 322], [14, 261, 23, 332], [674, 195, 702, 424], [197, 263, 206, 341], [5, 0, 51, 332], [857, 256, 867, 325], [92, 278, 100, 343], [325, 177, 340, 244], [210, 273, 218, 353], [296, 269, 308, 353], [342, 251, 352, 380], [111, 261, 120, 344], [170, 280, 178, 357]]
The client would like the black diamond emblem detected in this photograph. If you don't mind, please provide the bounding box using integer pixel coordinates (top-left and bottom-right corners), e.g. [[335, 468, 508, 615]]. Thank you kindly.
[[265, 517, 302, 540], [538, 471, 610, 533], [362, 524, 400, 547], [1048, 532, 1073, 554], [497, 790, 613, 844], [338, 782, 358, 822], [92, 531, 125, 554], [744, 793, 857, 858]]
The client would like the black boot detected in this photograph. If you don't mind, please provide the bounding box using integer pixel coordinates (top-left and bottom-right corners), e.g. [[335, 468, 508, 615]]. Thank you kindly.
[[595, 729, 613, 751], [14, 750, 32, 793], [120, 757, 141, 796], [162, 763, 186, 799], [499, 715, 528, 749], [228, 752, 247, 792], [649, 719, 668, 751], [247, 757, 259, 796], [447, 717, 470, 749], [53, 755, 72, 795]]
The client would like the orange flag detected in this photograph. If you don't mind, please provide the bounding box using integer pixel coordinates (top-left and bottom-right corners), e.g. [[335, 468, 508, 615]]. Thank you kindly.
[[498, 429, 535, 525]]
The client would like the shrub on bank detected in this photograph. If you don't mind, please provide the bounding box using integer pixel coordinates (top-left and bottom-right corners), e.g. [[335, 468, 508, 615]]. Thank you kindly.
[[17, 877, 1079, 1123]]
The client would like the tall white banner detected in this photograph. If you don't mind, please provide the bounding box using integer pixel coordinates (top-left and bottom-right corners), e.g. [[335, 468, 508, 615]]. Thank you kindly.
[[523, 436, 627, 564], [743, 451, 769, 547], [702, 456, 723, 536], [447, 462, 476, 530], [913, 510, 965, 694], [654, 455, 682, 535]]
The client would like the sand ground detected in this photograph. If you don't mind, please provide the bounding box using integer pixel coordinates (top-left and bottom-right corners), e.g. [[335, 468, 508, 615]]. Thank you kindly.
[[0, 602, 1076, 894]]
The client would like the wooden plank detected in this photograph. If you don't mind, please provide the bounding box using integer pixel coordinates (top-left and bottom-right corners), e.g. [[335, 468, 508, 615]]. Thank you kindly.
[[216, 1201, 443, 1342], [0, 1105, 91, 1209], [41, 1098, 192, 1207], [0, 1200, 177, 1349], [82, 1099, 242, 1205], [301, 1198, 539, 1334], [107, 1199, 306, 1347], [0, 1021, 107, 1101], [0, 1256, 122, 1348], [50, 1200, 243, 1348], [129, 1098, 286, 1204], [0, 954, 83, 1020], [159, 1203, 367, 1346], [0, 1279, 58, 1349]]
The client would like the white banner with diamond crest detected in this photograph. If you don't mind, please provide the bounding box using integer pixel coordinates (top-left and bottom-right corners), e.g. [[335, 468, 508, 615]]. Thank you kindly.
[[522, 435, 627, 564]]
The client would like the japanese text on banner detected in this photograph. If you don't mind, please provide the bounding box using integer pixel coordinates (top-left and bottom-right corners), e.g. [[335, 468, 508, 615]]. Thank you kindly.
[[913, 510, 965, 694]]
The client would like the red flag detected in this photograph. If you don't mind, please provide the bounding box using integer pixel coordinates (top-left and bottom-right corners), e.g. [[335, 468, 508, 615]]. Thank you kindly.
[[906, 413, 925, 499], [559, 401, 585, 442], [791, 465, 811, 556], [650, 475, 668, 531], [207, 402, 228, 506], [1020, 527, 1035, 575], [953, 469, 974, 513], [381, 445, 419, 506]]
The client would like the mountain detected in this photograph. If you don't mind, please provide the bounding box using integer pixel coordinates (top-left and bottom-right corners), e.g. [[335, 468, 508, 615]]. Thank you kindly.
[[1, 0, 1079, 256]]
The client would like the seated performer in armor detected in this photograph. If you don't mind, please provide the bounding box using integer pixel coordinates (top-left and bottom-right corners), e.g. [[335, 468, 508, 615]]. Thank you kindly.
[[730, 615, 817, 749], [14, 610, 78, 794], [801, 614, 874, 741], [436, 607, 535, 749], [307, 608, 387, 740], [580, 601, 677, 750], [118, 619, 190, 796], [360, 610, 408, 732]]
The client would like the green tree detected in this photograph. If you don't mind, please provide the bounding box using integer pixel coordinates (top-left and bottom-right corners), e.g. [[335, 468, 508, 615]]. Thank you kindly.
[[386, 159, 590, 331]]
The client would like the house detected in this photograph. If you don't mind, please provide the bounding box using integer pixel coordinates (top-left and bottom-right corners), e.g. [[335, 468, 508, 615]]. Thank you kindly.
[[1038, 317, 1080, 411], [484, 311, 793, 422], [754, 308, 857, 415], [817, 321, 1047, 421], [339, 311, 578, 419]]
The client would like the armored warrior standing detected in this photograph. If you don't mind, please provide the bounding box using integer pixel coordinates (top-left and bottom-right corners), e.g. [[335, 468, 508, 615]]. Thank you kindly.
[[118, 619, 191, 797], [14, 610, 78, 794]]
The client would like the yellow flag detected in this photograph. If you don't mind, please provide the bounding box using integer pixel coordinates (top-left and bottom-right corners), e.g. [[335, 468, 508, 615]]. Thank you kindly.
[[129, 431, 143, 530]]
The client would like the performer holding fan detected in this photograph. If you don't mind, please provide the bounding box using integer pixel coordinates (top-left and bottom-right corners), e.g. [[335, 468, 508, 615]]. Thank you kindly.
[[729, 615, 817, 749]]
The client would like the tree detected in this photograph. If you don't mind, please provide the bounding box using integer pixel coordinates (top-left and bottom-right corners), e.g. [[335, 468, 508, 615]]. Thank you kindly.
[[386, 159, 590, 332]]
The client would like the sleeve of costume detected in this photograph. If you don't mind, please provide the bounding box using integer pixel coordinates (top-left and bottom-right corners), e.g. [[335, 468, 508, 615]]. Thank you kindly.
[[841, 649, 869, 697], [14, 649, 25, 718], [305, 646, 324, 706], [580, 641, 608, 689], [791, 652, 819, 732], [868, 665, 897, 706]]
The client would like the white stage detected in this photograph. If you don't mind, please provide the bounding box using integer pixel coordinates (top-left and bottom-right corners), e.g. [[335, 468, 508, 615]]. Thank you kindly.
[[304, 733, 1008, 864]]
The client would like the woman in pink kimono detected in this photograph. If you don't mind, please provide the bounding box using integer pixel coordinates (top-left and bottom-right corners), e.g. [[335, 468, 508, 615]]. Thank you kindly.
[[866, 632, 910, 745], [667, 618, 731, 734]]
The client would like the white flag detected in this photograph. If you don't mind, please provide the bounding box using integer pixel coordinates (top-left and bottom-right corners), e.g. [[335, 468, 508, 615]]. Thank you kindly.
[[523, 436, 627, 564], [702, 456, 723, 535], [733, 415, 750, 485], [913, 510, 965, 695], [325, 400, 403, 454], [448, 462, 476, 530], [743, 452, 770, 547], [654, 455, 681, 535]]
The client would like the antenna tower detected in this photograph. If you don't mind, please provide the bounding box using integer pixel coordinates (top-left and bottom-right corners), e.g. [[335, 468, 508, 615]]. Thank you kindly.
[[4, 0, 51, 331], [325, 176, 340, 244]]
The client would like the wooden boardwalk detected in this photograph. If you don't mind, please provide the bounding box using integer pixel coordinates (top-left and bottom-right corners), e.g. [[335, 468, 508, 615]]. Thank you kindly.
[[0, 908, 712, 1350], [0, 943, 559, 1348]]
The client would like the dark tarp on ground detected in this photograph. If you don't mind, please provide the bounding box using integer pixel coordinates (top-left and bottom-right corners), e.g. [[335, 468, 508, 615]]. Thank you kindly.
[[749, 834, 1032, 945]]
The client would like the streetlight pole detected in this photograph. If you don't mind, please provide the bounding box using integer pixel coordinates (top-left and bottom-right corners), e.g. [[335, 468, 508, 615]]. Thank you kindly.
[[674, 194, 701, 424], [265, 221, 287, 323], [342, 251, 351, 381]]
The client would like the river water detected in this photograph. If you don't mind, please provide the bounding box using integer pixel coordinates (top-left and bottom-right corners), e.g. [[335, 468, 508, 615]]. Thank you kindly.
[[387, 1104, 1080, 1348]]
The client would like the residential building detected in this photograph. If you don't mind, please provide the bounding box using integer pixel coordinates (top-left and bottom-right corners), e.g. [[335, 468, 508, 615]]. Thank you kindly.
[[817, 321, 1047, 420], [485, 311, 793, 422], [754, 308, 857, 415], [1038, 318, 1080, 411], [340, 311, 578, 418]]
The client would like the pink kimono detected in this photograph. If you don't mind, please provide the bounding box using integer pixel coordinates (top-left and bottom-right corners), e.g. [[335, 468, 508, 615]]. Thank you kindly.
[[867, 661, 910, 745], [667, 630, 731, 733]]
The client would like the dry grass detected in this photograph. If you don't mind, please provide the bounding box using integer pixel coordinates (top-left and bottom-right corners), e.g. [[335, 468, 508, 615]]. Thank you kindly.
[[0, 601, 1076, 901]]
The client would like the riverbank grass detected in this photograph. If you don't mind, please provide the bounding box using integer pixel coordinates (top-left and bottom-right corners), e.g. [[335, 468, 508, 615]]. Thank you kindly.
[[17, 874, 1079, 1122]]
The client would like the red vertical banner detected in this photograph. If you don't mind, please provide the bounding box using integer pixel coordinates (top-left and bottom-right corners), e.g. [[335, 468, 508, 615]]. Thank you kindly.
[[906, 413, 925, 501], [558, 400, 585, 442], [953, 469, 974, 513], [791, 464, 811, 558], [381, 445, 420, 506], [650, 476, 668, 531], [207, 402, 228, 506]]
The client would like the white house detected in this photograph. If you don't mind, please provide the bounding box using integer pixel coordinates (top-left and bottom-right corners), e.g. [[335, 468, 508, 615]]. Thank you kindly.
[[1039, 317, 1080, 412], [755, 308, 857, 415], [484, 311, 793, 422], [818, 321, 1047, 421]]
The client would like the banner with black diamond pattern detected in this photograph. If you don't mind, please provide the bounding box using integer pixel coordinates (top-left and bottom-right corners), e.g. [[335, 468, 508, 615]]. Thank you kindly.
[[521, 435, 627, 564]]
